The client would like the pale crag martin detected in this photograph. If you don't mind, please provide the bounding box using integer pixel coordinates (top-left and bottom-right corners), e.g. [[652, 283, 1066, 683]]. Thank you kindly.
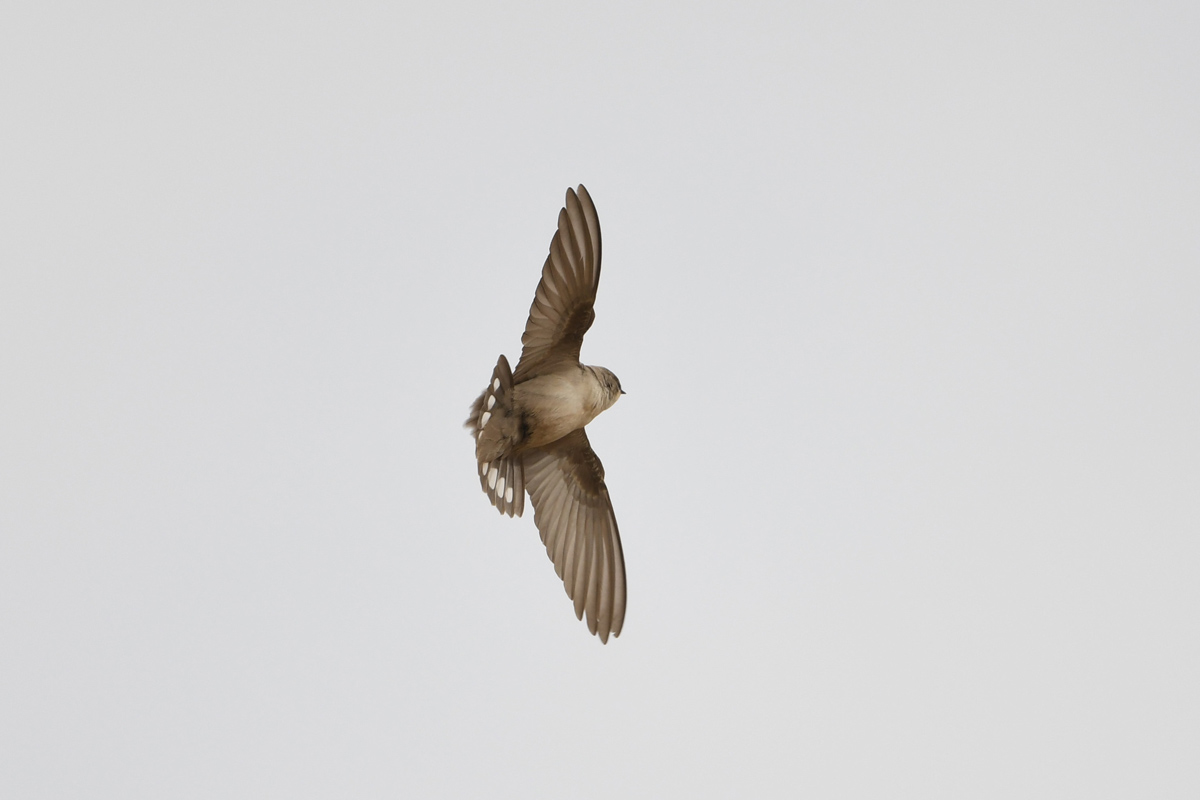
[[466, 186, 626, 643]]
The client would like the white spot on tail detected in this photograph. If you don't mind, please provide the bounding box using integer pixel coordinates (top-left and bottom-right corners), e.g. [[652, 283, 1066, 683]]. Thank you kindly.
[[481, 461, 489, 476], [480, 411, 491, 428], [497, 476, 506, 497], [486, 395, 496, 410], [505, 486, 514, 503], [487, 467, 498, 489], [492, 378, 500, 390]]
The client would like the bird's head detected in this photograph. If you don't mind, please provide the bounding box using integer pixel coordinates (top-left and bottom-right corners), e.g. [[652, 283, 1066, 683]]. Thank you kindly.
[[594, 367, 625, 410]]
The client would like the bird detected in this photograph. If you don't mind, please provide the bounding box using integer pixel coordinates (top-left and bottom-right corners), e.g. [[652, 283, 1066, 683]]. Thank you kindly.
[[465, 185, 626, 643]]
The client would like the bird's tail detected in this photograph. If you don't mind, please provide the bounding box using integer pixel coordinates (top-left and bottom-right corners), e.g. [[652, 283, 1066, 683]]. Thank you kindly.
[[465, 355, 525, 517]]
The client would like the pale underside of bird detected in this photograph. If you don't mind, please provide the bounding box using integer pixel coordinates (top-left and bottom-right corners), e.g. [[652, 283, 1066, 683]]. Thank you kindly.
[[465, 185, 626, 643]]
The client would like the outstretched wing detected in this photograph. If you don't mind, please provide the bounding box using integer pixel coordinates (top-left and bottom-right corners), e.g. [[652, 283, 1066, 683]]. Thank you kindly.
[[523, 428, 626, 643], [512, 185, 603, 382]]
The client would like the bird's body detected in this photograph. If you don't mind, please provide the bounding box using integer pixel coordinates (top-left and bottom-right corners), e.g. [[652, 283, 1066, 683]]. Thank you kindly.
[[499, 365, 619, 454], [466, 186, 626, 643]]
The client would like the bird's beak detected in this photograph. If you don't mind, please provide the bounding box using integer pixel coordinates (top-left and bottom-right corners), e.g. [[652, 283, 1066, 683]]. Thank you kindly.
[[620, 389, 627, 395]]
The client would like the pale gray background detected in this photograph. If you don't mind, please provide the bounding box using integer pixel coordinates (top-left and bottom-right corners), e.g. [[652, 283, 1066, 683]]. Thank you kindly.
[[2, 2, 1197, 797]]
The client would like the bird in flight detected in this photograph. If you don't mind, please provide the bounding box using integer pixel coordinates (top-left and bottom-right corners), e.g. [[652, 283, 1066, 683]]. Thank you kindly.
[[466, 185, 626, 643]]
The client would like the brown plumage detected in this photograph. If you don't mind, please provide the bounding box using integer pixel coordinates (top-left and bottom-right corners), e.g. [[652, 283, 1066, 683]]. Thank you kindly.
[[465, 186, 626, 643]]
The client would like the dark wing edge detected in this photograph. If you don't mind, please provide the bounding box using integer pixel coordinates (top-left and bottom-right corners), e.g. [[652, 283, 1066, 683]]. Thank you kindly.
[[512, 185, 603, 382], [523, 428, 626, 643]]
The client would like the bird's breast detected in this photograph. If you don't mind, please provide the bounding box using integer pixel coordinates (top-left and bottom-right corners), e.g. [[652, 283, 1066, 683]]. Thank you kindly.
[[513, 368, 605, 448]]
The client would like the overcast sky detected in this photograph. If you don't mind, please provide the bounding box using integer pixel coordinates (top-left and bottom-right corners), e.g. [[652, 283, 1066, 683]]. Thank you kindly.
[[2, 2, 1197, 797]]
